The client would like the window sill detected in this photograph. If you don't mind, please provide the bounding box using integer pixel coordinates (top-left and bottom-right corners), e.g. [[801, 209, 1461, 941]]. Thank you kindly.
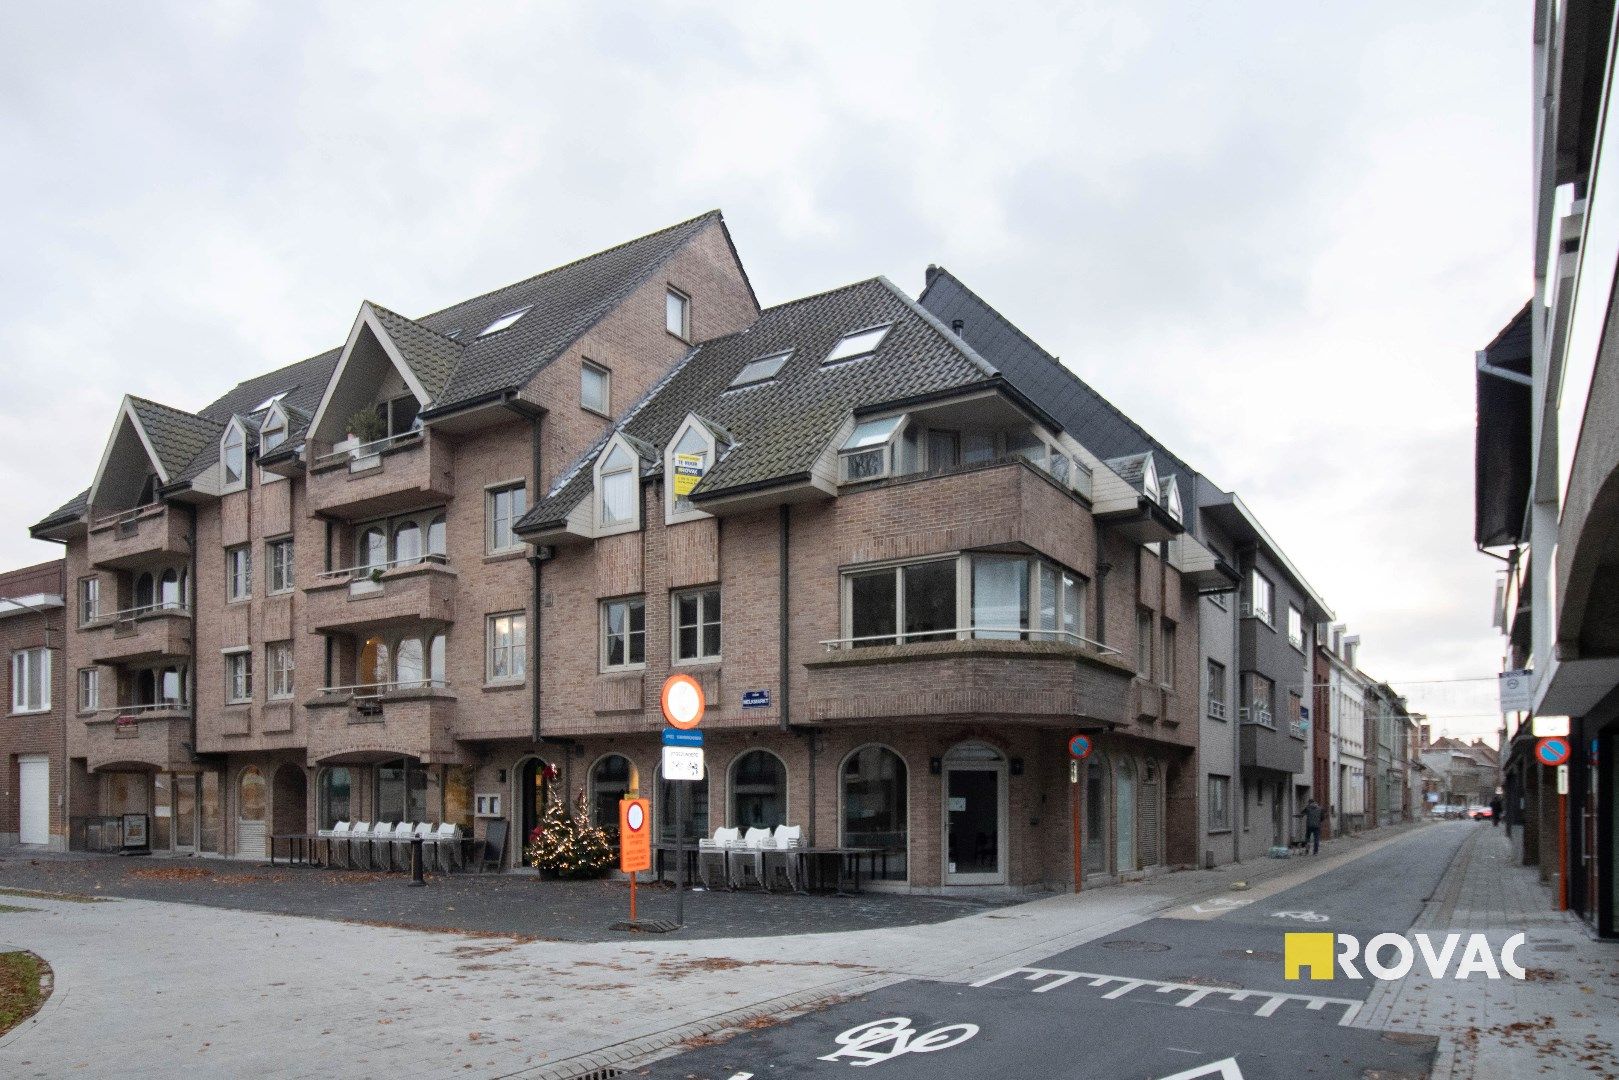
[[227, 597, 252, 606], [268, 588, 295, 599], [666, 329, 691, 345], [1207, 828, 1233, 836], [224, 700, 252, 709], [600, 665, 647, 675], [267, 695, 294, 704], [673, 656, 721, 668], [582, 404, 610, 419], [481, 681, 526, 694], [483, 549, 527, 565]]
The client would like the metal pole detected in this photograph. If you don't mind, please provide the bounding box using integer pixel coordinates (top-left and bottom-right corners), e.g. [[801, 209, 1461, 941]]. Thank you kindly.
[[1072, 762, 1082, 894], [675, 781, 687, 926], [408, 836, 425, 887]]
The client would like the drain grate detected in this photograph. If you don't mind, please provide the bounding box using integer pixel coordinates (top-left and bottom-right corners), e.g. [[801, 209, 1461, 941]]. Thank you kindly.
[[1101, 939, 1171, 953], [572, 1069, 623, 1080]]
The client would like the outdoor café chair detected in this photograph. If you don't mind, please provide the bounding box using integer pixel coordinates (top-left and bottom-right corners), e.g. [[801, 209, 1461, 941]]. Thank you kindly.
[[761, 825, 802, 892], [698, 827, 739, 890], [323, 820, 351, 868], [729, 827, 773, 889], [433, 822, 460, 871], [387, 821, 417, 870], [344, 821, 371, 869]]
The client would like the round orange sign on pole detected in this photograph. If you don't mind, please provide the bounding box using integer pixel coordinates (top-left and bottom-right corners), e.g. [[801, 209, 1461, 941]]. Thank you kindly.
[[661, 672, 706, 730]]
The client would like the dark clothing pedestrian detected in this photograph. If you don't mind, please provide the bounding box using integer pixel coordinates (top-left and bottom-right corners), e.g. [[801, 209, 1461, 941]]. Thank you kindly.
[[1299, 800, 1323, 855], [1490, 795, 1503, 828]]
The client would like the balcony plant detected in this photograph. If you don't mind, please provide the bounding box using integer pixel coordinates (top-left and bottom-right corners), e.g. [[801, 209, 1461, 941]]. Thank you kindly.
[[343, 407, 388, 448]]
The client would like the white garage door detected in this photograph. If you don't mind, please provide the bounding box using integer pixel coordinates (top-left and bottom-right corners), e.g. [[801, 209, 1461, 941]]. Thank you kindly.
[[18, 755, 49, 846]]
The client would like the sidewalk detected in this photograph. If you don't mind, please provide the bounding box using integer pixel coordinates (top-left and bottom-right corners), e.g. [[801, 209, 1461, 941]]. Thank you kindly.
[[0, 822, 1428, 1080], [1356, 825, 1619, 1079]]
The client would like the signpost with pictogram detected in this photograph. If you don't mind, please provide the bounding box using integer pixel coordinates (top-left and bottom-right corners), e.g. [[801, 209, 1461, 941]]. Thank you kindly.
[[661, 672, 706, 926], [619, 796, 651, 922], [1069, 733, 1095, 893], [1535, 736, 1572, 911]]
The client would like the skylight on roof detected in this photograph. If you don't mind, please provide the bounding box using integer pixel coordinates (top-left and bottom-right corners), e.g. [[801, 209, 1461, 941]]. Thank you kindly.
[[823, 324, 891, 366], [252, 391, 288, 412], [842, 415, 904, 450], [478, 307, 531, 337], [728, 351, 791, 389]]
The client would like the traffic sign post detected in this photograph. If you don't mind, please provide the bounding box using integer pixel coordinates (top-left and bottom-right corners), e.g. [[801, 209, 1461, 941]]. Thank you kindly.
[[660, 673, 706, 927], [1535, 737, 1572, 911], [1068, 734, 1094, 894], [619, 797, 651, 922]]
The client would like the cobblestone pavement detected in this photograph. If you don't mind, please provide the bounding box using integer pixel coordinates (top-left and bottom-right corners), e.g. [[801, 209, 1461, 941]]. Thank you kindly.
[[1356, 825, 1619, 1079], [0, 823, 1429, 1079]]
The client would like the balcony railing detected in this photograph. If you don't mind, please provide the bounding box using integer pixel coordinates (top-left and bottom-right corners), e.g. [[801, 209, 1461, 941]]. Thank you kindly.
[[316, 679, 449, 700], [316, 552, 448, 585], [313, 429, 422, 468], [820, 626, 1119, 654], [1239, 705, 1275, 728], [86, 502, 188, 569], [94, 701, 189, 717], [307, 428, 453, 518], [1207, 698, 1228, 721], [84, 600, 190, 627]]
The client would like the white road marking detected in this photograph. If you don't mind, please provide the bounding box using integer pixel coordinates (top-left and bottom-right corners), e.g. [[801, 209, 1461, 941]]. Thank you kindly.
[[1269, 909, 1329, 922], [969, 967, 1363, 1026], [1156, 1057, 1246, 1080], [818, 1017, 979, 1066]]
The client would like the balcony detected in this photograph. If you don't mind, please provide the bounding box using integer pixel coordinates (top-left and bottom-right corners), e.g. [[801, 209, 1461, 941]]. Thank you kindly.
[[306, 430, 453, 519], [805, 631, 1134, 727], [304, 558, 456, 633], [83, 705, 190, 773], [305, 682, 463, 764], [85, 605, 191, 665], [87, 503, 187, 570], [1240, 709, 1305, 774]]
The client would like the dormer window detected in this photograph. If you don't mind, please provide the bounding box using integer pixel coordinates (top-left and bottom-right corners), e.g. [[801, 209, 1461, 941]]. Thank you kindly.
[[222, 420, 247, 488], [665, 416, 720, 523], [595, 438, 640, 531], [1142, 459, 1161, 503], [839, 415, 906, 482], [728, 351, 790, 389], [260, 403, 288, 453], [1163, 476, 1184, 523], [478, 307, 531, 337], [824, 325, 891, 367]]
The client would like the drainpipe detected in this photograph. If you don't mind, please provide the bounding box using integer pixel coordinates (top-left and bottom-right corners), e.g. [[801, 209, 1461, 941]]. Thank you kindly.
[[778, 504, 790, 733], [528, 412, 544, 745], [1231, 574, 1241, 866], [186, 503, 199, 758]]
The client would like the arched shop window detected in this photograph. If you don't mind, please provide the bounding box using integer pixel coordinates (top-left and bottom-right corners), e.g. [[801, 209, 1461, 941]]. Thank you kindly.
[[590, 754, 634, 830], [318, 767, 352, 828], [841, 745, 908, 880], [658, 768, 708, 844], [730, 750, 787, 830]]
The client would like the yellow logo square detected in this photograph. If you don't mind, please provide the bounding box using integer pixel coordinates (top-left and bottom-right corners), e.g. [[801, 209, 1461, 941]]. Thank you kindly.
[[1285, 932, 1336, 980]]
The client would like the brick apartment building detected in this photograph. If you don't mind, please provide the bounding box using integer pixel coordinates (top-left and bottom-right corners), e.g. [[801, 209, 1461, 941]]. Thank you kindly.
[[0, 560, 66, 849]]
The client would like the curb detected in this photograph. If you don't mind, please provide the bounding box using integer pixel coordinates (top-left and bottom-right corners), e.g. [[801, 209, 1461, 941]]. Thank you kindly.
[[0, 949, 59, 1051]]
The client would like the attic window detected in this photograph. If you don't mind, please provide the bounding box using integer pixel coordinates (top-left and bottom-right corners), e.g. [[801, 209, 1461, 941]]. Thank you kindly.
[[729, 352, 790, 389], [839, 415, 906, 482], [598, 442, 638, 528], [222, 422, 246, 487], [823, 325, 891, 367], [261, 406, 288, 452], [252, 391, 288, 412], [478, 307, 531, 337]]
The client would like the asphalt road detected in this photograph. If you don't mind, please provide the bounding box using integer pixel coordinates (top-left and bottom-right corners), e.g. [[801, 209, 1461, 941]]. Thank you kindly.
[[637, 825, 1475, 1079]]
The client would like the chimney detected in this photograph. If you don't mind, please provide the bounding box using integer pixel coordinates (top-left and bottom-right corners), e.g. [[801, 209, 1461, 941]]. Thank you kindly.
[[925, 264, 942, 289], [951, 318, 965, 336]]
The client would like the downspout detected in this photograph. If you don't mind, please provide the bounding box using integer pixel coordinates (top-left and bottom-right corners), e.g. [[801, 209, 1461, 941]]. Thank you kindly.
[[778, 504, 790, 733], [1231, 575, 1241, 866], [187, 504, 199, 759], [529, 413, 543, 746]]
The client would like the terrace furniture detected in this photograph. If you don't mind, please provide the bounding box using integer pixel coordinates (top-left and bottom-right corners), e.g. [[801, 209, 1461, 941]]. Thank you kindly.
[[728, 827, 773, 889], [478, 819, 508, 873], [760, 825, 802, 892], [697, 827, 740, 889], [794, 846, 884, 894]]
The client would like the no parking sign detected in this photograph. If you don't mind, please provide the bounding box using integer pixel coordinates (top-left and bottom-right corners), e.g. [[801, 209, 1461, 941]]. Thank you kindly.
[[1535, 737, 1570, 767], [1068, 734, 1094, 761]]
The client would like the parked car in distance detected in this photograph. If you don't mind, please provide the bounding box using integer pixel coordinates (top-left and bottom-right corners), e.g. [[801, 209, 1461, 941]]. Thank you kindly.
[[1466, 805, 1493, 820]]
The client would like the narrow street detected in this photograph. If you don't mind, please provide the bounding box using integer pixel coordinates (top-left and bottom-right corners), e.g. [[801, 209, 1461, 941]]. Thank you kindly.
[[638, 826, 1475, 1079]]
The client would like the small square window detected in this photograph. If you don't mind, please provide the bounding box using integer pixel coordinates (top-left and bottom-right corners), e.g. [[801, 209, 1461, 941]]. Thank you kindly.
[[666, 288, 690, 339], [581, 361, 611, 415], [823, 325, 891, 366], [478, 307, 531, 337]]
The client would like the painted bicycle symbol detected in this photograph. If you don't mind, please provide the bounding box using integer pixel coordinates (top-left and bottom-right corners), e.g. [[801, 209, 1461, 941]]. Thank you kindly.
[[1269, 909, 1329, 922], [818, 1016, 980, 1067]]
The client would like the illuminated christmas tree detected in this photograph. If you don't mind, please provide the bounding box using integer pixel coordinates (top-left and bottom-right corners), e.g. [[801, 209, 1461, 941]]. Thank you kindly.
[[526, 777, 614, 879]]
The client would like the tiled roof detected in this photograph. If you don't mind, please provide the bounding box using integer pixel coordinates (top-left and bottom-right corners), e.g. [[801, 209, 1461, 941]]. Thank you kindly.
[[1105, 451, 1152, 493], [198, 349, 341, 424], [35, 489, 89, 528], [129, 397, 225, 480], [918, 267, 1203, 508], [367, 303, 462, 401], [522, 277, 1000, 529]]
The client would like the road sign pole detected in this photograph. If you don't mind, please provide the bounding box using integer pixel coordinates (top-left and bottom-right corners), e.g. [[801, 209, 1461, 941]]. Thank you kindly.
[[1071, 763, 1082, 894], [675, 780, 686, 926], [1559, 789, 1568, 912], [629, 869, 637, 923]]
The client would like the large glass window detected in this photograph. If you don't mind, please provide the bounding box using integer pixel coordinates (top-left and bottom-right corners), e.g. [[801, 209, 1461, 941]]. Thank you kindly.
[[268, 538, 294, 593], [358, 527, 387, 571], [1287, 605, 1305, 650], [375, 759, 426, 824], [395, 637, 424, 689], [842, 746, 907, 881], [1248, 570, 1273, 626], [428, 515, 447, 558], [222, 424, 246, 486], [601, 598, 646, 669], [731, 750, 786, 830], [135, 571, 156, 612], [160, 568, 187, 610], [848, 560, 956, 648], [443, 766, 474, 830], [675, 588, 722, 662], [11, 648, 50, 713], [972, 555, 1028, 640], [267, 641, 294, 699], [598, 444, 636, 527], [658, 770, 708, 844], [358, 635, 391, 689], [591, 754, 633, 830], [226, 546, 251, 601], [318, 767, 352, 828], [1243, 673, 1275, 727], [487, 613, 527, 683], [393, 522, 422, 567], [225, 650, 252, 703], [487, 484, 527, 553], [239, 767, 266, 822]]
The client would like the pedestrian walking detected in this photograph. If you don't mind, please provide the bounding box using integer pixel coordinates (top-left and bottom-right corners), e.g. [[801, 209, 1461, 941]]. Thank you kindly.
[[1297, 798, 1323, 855], [1490, 793, 1503, 828]]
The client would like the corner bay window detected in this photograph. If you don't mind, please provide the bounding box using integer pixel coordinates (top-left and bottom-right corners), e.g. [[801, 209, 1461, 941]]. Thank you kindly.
[[839, 415, 906, 482], [845, 554, 1086, 647]]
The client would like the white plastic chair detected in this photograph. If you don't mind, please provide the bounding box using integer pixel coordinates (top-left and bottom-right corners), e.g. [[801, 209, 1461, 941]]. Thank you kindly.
[[761, 825, 802, 892], [434, 822, 460, 871], [323, 820, 349, 868], [698, 827, 740, 890], [388, 821, 417, 870], [729, 827, 773, 889], [344, 821, 371, 869]]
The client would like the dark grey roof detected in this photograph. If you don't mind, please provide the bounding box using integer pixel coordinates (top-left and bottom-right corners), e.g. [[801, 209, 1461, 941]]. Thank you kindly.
[[367, 303, 462, 400], [521, 277, 1000, 529], [35, 489, 89, 529], [918, 267, 1202, 508], [1104, 452, 1152, 493], [416, 210, 733, 413], [129, 397, 225, 480], [198, 349, 341, 424]]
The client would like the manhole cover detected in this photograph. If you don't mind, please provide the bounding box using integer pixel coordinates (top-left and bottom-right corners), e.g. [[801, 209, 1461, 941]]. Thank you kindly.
[[1221, 948, 1283, 962], [1101, 939, 1171, 953]]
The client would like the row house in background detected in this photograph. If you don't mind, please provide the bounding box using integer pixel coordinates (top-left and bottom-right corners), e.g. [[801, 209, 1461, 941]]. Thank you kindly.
[[0, 561, 66, 849], [1321, 625, 1370, 836]]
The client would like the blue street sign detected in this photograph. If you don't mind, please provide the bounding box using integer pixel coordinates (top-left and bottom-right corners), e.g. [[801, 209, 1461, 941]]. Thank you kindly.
[[663, 727, 704, 747], [741, 689, 771, 710], [1535, 737, 1569, 767]]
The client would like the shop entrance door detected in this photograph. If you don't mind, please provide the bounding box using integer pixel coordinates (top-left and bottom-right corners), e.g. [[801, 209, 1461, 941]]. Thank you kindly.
[[943, 743, 1006, 885]]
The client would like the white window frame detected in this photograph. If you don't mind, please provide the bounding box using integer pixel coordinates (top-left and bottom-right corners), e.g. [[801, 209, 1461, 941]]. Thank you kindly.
[[838, 414, 909, 484], [267, 537, 294, 594], [78, 667, 100, 712], [672, 587, 722, 664], [823, 324, 891, 366], [221, 417, 248, 491], [260, 401, 289, 453], [600, 596, 647, 672], [8, 648, 49, 714], [1287, 605, 1305, 651], [486, 482, 528, 555], [839, 552, 1088, 646], [79, 576, 99, 626], [1247, 570, 1273, 626], [581, 360, 611, 416], [486, 612, 527, 684], [267, 641, 294, 700], [226, 545, 252, 602], [594, 434, 642, 535], [728, 351, 790, 390], [665, 287, 691, 340], [478, 306, 531, 337], [665, 415, 716, 524], [224, 648, 252, 705]]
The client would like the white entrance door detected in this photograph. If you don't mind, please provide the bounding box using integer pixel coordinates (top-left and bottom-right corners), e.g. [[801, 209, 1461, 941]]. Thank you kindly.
[[943, 743, 1007, 885], [18, 755, 49, 846]]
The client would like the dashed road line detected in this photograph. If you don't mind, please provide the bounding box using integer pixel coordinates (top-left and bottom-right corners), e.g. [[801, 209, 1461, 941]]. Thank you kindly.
[[969, 966, 1363, 1026]]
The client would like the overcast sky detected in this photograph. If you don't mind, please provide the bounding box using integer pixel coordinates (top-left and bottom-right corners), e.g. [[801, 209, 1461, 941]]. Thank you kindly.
[[0, 2, 1527, 739]]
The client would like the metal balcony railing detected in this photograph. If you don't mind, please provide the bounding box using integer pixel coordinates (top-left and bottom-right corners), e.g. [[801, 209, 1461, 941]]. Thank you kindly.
[[819, 625, 1119, 655]]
